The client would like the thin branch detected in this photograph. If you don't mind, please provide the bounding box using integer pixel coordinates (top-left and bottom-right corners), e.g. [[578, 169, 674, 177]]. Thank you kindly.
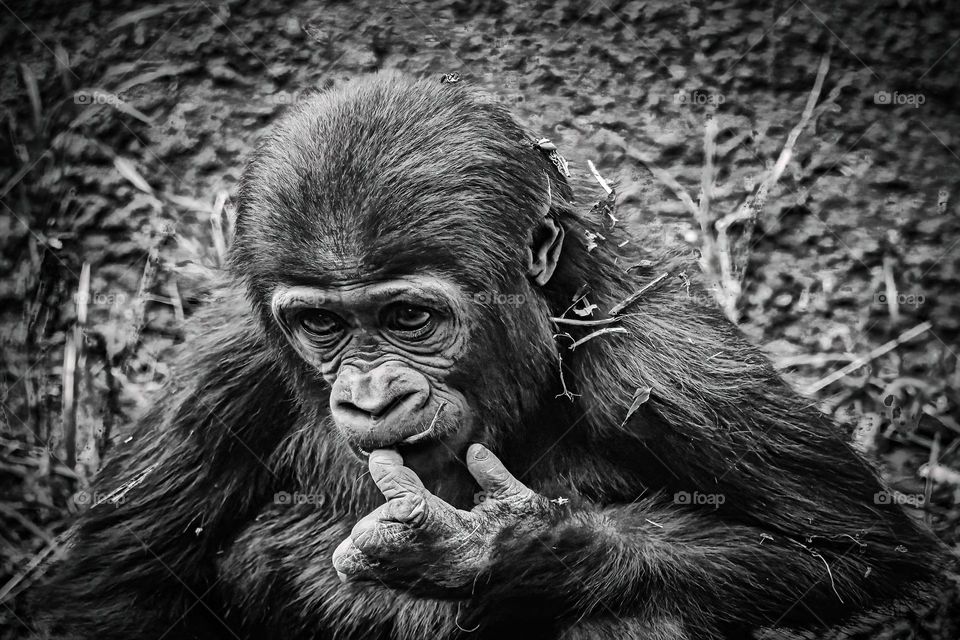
[[772, 353, 854, 369], [587, 160, 613, 195], [593, 127, 700, 219], [805, 321, 932, 395], [725, 52, 831, 235], [698, 116, 719, 261], [568, 327, 628, 350], [550, 316, 623, 327], [211, 190, 229, 267], [555, 349, 580, 401], [608, 273, 670, 316], [0, 539, 62, 605], [558, 286, 590, 319], [717, 53, 831, 321], [882, 256, 900, 325], [403, 402, 447, 445], [765, 53, 831, 190]]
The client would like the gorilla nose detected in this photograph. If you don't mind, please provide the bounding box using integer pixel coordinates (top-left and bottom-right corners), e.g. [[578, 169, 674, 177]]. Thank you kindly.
[[330, 364, 432, 450]]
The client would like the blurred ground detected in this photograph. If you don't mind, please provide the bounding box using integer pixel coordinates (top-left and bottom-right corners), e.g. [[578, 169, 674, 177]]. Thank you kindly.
[[1, 0, 959, 637]]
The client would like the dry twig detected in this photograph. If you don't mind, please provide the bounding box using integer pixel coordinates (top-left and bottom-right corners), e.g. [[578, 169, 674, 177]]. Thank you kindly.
[[568, 327, 628, 350], [805, 321, 932, 395], [608, 273, 670, 316]]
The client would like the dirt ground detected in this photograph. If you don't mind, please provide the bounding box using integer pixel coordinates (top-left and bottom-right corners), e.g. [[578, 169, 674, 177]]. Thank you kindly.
[[1, 0, 959, 637]]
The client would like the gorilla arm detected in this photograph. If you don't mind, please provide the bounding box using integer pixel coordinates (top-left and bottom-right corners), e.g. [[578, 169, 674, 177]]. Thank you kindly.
[[331, 443, 932, 636]]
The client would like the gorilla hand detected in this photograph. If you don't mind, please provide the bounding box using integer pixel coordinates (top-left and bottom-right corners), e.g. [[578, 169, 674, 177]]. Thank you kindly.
[[332, 444, 552, 596]]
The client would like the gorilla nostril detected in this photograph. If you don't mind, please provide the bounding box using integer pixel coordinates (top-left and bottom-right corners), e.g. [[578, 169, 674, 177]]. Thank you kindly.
[[337, 401, 365, 417], [339, 391, 418, 420]]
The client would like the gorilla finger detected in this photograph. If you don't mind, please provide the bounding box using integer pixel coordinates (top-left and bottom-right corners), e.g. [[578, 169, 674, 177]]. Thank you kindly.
[[331, 537, 373, 582], [349, 503, 391, 537], [466, 443, 532, 500], [351, 514, 418, 556], [368, 448, 428, 502], [384, 491, 430, 525]]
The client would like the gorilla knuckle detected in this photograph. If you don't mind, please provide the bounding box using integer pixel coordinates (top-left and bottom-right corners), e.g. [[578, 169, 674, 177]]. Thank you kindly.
[[379, 468, 420, 495], [391, 493, 429, 526], [350, 523, 376, 549], [354, 521, 412, 556]]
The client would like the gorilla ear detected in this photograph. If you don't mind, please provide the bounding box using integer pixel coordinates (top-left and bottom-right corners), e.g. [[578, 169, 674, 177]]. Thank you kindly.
[[526, 216, 564, 286]]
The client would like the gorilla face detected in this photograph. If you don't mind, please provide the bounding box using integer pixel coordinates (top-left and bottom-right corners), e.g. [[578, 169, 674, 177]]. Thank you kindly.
[[271, 274, 477, 483]]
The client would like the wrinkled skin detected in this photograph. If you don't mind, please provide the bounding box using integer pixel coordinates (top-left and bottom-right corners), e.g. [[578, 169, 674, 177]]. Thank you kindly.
[[333, 445, 551, 595]]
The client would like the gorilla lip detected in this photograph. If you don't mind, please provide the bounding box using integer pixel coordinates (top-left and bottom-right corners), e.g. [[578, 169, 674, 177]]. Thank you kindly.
[[401, 401, 447, 445], [348, 401, 447, 460]]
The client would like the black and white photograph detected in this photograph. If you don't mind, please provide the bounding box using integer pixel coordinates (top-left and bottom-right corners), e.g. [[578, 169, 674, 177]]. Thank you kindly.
[[1, 1, 959, 638]]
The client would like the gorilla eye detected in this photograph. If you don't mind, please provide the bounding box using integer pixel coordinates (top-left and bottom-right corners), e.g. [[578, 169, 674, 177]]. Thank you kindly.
[[296, 310, 344, 342], [383, 304, 434, 339]]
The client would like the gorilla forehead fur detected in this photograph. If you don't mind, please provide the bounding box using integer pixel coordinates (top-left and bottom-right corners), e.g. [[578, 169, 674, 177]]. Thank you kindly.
[[233, 71, 567, 297]]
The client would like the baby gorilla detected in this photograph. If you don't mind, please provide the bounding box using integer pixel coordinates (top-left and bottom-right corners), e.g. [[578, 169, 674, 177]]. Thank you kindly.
[[35, 71, 942, 640]]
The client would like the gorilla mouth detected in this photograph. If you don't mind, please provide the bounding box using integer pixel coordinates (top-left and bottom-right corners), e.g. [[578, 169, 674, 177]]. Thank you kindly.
[[401, 401, 447, 445], [347, 401, 448, 461]]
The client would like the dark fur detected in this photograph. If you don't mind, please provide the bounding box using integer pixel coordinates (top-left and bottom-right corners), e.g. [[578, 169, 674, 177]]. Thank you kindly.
[[34, 72, 942, 640]]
